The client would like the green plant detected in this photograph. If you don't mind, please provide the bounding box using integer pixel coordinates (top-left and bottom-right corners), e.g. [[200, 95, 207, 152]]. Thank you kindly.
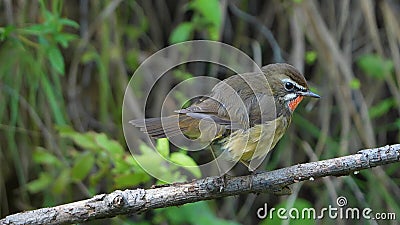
[[0, 0, 78, 209], [27, 126, 151, 204], [169, 0, 222, 43]]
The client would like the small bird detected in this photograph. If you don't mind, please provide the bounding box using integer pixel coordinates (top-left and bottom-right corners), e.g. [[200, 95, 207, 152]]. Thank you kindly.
[[131, 63, 319, 171]]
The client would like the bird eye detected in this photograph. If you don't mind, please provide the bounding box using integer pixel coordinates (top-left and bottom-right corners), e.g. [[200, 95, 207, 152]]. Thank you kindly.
[[284, 82, 294, 91]]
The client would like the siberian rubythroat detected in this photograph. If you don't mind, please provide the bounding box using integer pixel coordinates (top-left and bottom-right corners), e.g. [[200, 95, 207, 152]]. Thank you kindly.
[[131, 63, 320, 171]]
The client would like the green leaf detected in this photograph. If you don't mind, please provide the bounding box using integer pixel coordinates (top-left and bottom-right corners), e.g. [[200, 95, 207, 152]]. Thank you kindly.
[[61, 131, 98, 150], [27, 172, 53, 193], [22, 24, 52, 35], [173, 70, 194, 81], [169, 22, 193, 44], [113, 158, 132, 174], [0, 26, 15, 41], [95, 133, 124, 156], [52, 169, 71, 194], [190, 0, 221, 28], [156, 138, 170, 158], [33, 147, 62, 167], [170, 152, 201, 178], [81, 50, 99, 63], [136, 144, 175, 181], [125, 155, 139, 167], [369, 98, 395, 119], [48, 46, 65, 74], [56, 125, 75, 135], [189, 0, 221, 40], [89, 155, 110, 187], [54, 33, 78, 48], [349, 78, 361, 89], [40, 76, 66, 125], [305, 51, 317, 64], [71, 152, 95, 181], [208, 26, 219, 40], [59, 18, 79, 29], [357, 54, 394, 79]]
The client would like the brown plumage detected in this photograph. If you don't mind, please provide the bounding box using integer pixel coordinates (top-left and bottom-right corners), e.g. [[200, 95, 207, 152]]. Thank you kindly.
[[131, 63, 319, 170]]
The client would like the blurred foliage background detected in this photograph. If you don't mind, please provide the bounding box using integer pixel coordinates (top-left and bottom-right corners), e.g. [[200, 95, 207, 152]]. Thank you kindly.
[[1, 0, 400, 224]]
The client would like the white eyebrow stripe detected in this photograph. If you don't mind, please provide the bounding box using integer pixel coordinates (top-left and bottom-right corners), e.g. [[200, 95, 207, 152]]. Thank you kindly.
[[281, 78, 307, 91]]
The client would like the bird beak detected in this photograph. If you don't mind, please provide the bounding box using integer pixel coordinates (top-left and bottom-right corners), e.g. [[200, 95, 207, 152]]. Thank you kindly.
[[298, 90, 320, 98]]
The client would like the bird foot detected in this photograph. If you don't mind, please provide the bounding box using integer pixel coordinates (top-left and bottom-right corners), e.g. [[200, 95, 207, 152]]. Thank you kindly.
[[217, 173, 232, 192], [248, 169, 264, 189]]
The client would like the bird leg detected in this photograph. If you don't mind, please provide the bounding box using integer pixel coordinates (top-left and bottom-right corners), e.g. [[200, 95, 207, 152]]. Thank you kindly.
[[209, 144, 231, 191], [241, 160, 292, 195]]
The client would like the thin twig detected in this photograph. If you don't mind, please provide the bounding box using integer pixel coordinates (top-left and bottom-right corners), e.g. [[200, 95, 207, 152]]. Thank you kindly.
[[228, 2, 284, 63]]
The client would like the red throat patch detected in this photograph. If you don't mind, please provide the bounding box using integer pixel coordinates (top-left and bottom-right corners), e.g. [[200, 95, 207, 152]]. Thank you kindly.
[[288, 96, 304, 111]]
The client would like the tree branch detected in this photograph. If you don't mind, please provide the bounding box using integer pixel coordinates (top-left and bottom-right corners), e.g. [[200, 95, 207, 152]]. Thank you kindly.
[[2, 144, 399, 225]]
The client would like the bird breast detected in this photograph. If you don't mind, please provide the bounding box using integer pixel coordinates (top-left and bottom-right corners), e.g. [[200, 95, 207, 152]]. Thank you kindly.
[[221, 114, 290, 163]]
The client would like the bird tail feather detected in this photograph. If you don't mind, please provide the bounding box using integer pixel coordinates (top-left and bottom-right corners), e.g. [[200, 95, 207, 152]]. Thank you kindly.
[[130, 115, 196, 138]]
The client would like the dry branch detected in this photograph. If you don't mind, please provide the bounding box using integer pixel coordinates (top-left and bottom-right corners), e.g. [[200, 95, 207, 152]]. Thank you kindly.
[[1, 144, 399, 225]]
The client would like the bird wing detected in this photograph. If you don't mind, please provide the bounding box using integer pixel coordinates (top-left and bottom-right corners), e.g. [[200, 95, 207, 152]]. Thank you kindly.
[[176, 70, 276, 130], [175, 97, 233, 126]]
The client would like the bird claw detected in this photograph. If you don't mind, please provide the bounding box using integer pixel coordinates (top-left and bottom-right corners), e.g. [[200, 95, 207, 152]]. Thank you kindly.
[[218, 173, 232, 192]]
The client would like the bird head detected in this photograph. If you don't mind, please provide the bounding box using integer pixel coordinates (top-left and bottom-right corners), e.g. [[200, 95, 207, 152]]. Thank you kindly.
[[263, 63, 320, 112]]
